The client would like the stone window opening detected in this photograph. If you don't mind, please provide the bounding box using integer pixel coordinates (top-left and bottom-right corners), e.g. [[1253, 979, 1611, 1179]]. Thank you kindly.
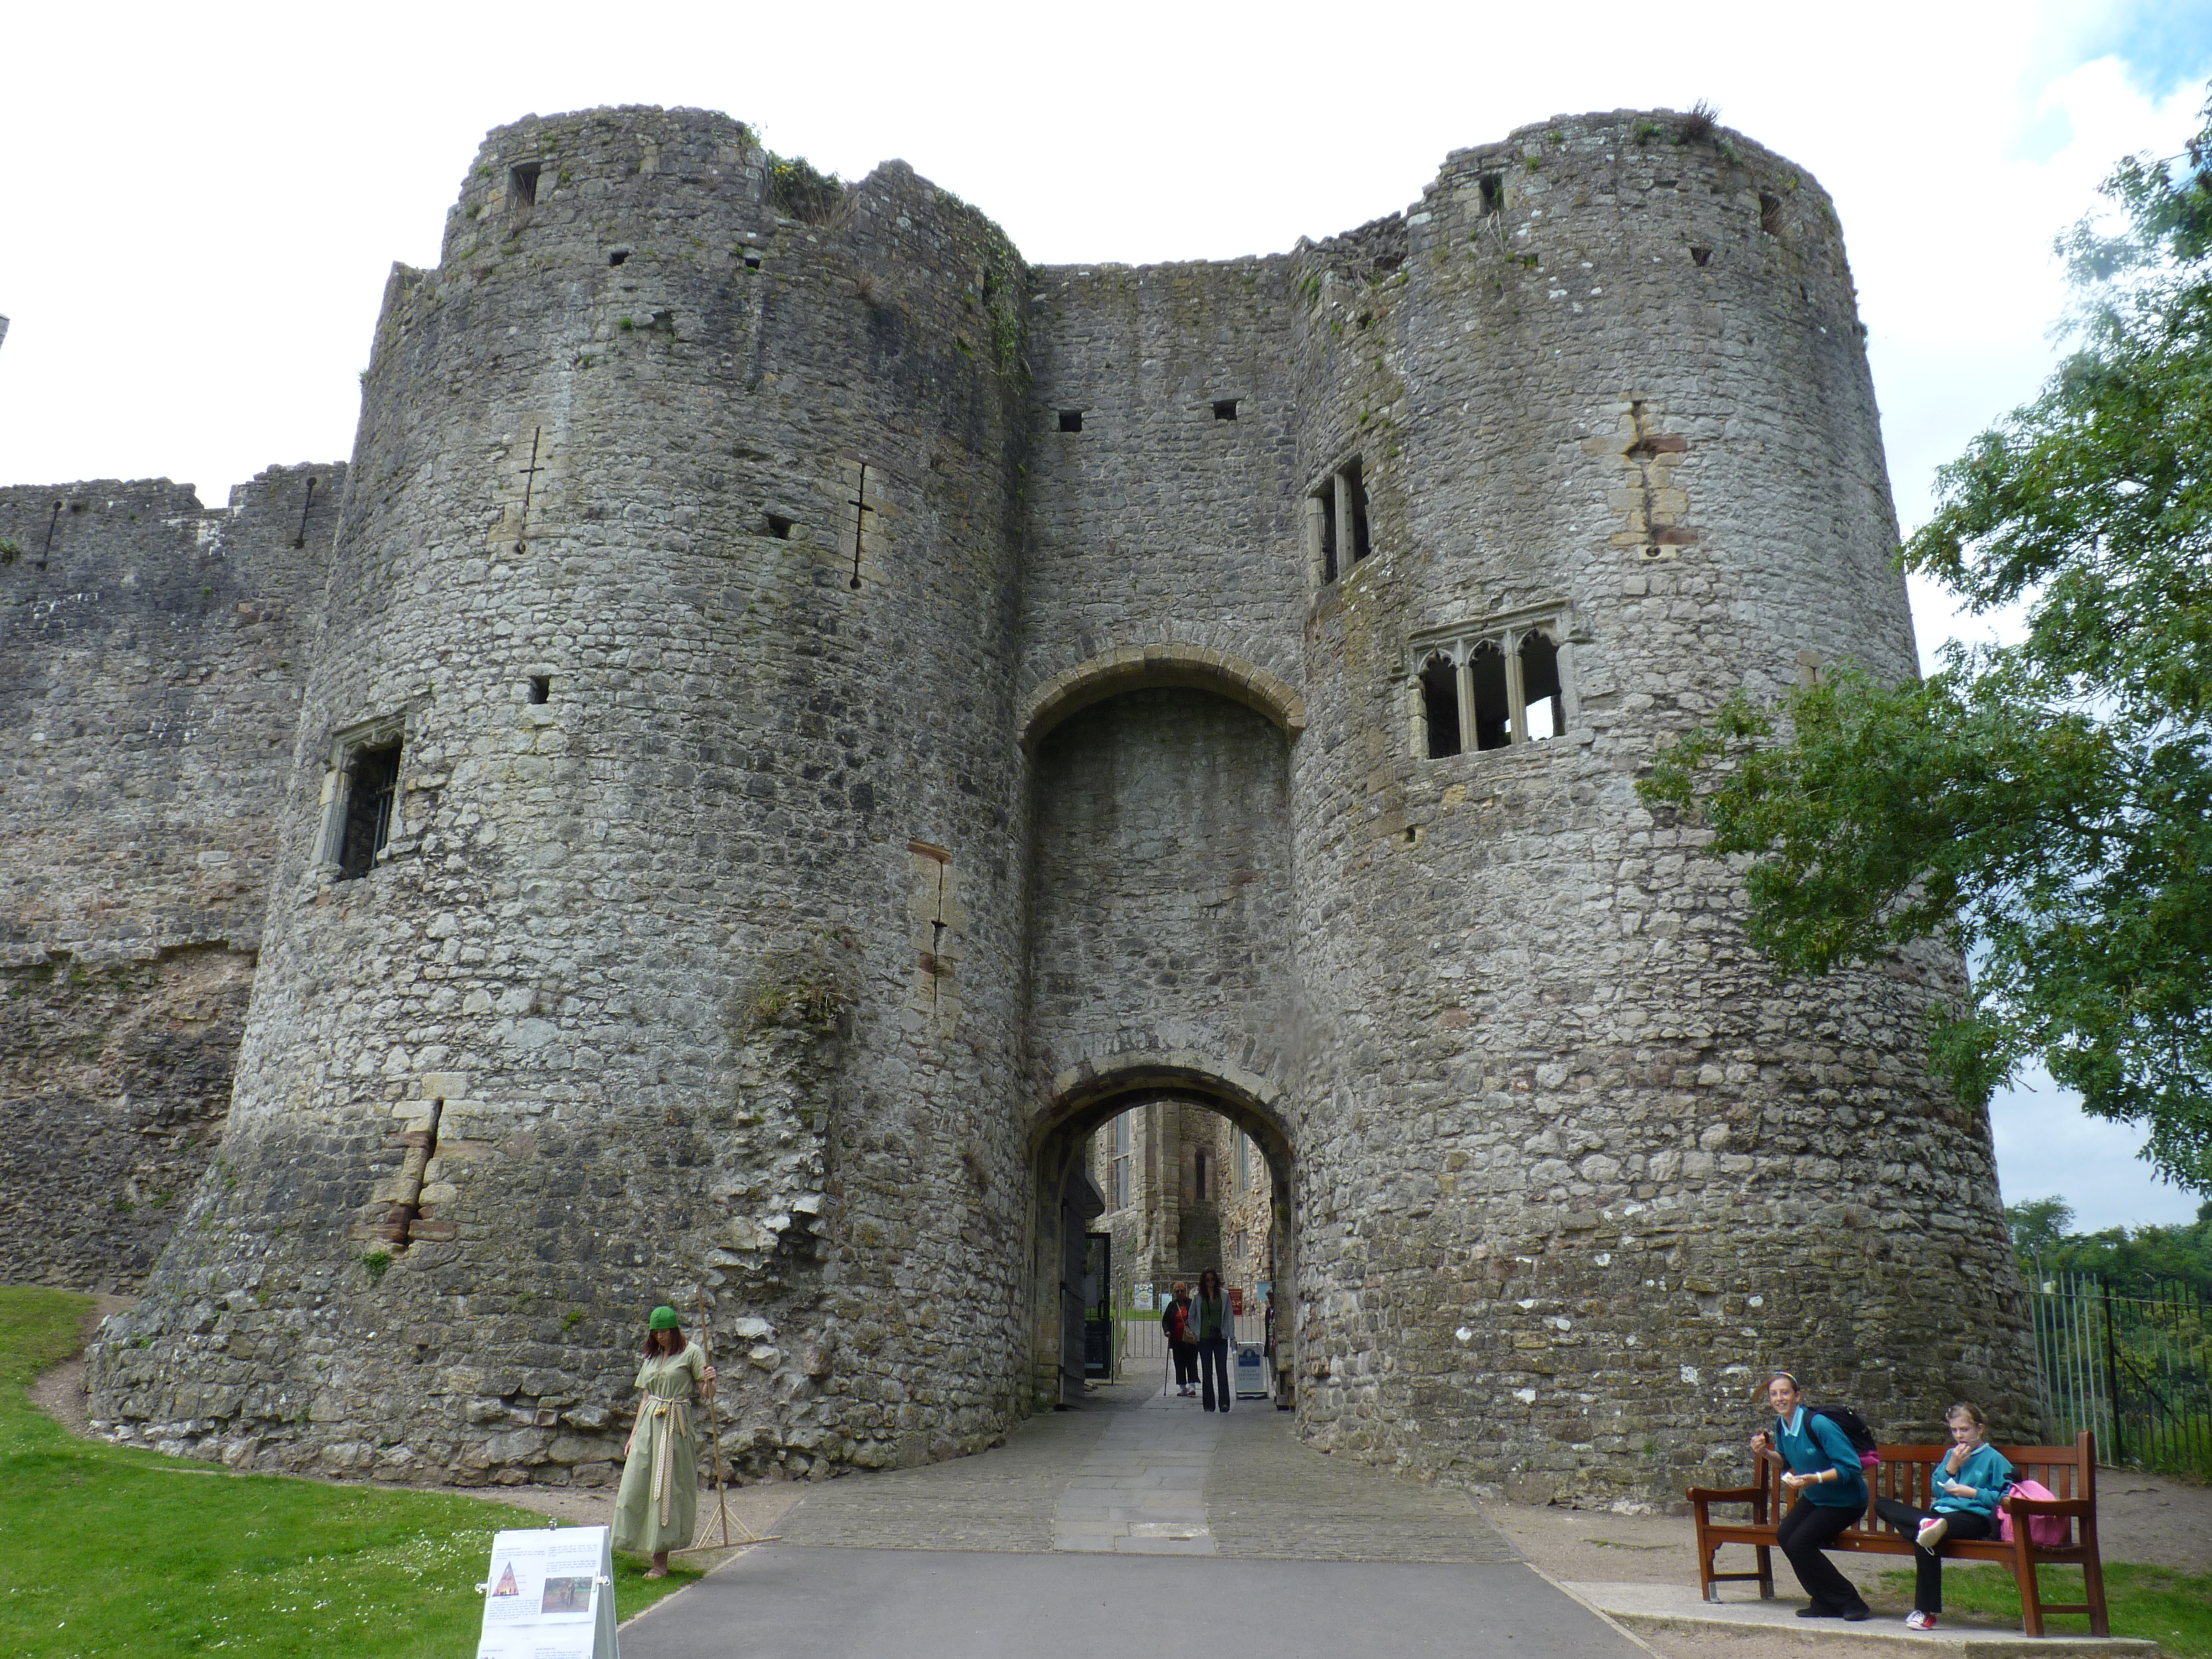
[[1689, 246, 1713, 268], [508, 162, 541, 213], [1759, 192, 1783, 237], [1410, 609, 1577, 760], [335, 738, 403, 878], [526, 676, 551, 705], [765, 512, 794, 539], [1307, 455, 1372, 587], [1419, 649, 1464, 759], [1058, 409, 1084, 433], [1469, 641, 1511, 750], [1213, 398, 1239, 421], [743, 249, 763, 270], [1477, 172, 1503, 217], [1193, 1147, 1210, 1203], [1111, 1111, 1131, 1210], [1520, 631, 1566, 740], [608, 248, 630, 267]]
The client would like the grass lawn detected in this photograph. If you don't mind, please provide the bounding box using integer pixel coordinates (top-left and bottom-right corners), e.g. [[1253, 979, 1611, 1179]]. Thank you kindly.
[[1876, 1560, 2212, 1656], [0, 1286, 701, 1658]]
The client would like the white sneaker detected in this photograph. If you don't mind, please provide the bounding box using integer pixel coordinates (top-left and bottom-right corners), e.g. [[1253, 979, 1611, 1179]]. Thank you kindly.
[[1905, 1610, 1937, 1631]]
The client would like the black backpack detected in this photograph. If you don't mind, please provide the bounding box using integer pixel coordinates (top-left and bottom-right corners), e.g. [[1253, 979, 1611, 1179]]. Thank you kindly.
[[1796, 1405, 1881, 1470]]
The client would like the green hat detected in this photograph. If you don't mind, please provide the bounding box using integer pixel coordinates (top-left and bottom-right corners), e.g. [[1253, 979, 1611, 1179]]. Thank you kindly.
[[648, 1305, 680, 1331]]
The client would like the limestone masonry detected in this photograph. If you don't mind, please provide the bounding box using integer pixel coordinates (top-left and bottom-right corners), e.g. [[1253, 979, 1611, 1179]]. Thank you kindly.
[[1, 103, 2036, 1503]]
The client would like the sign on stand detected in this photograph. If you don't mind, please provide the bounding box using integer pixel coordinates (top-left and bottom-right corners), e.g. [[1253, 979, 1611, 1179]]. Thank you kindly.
[[476, 1524, 618, 1659]]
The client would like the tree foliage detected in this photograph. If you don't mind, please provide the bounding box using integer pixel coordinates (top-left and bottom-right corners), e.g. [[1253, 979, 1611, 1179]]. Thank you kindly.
[[1642, 88, 2212, 1190], [2006, 1194, 2212, 1298]]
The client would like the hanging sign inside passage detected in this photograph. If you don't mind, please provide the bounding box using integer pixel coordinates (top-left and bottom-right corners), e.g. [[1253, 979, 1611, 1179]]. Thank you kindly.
[[475, 1524, 618, 1659]]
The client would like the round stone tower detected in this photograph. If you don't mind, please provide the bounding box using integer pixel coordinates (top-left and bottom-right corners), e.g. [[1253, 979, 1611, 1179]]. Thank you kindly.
[[1279, 112, 2035, 1499], [90, 106, 1040, 1483]]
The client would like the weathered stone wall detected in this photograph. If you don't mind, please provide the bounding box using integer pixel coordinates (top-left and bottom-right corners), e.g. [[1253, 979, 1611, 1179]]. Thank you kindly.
[[74, 103, 2036, 1505], [0, 468, 337, 1287], [1277, 113, 2034, 1500], [90, 107, 1038, 1485]]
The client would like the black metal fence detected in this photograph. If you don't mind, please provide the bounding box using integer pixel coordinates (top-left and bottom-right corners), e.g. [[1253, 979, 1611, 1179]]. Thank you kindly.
[[2026, 1270, 2212, 1478]]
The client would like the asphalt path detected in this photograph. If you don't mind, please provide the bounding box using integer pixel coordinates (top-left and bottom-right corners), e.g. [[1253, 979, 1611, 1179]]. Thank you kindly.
[[619, 1381, 1647, 1657], [622, 1547, 1647, 1659]]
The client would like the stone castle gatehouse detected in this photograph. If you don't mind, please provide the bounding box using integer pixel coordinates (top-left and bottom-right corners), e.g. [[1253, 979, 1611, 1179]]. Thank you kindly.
[[0, 102, 2035, 1503]]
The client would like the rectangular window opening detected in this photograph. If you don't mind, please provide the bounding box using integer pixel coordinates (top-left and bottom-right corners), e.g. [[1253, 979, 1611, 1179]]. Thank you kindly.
[[526, 675, 551, 705], [1420, 653, 1463, 759], [1759, 192, 1783, 237], [509, 162, 542, 211], [1194, 1148, 1209, 1203], [337, 740, 403, 878], [1213, 398, 1239, 421], [1343, 459, 1371, 562], [608, 248, 630, 267], [1478, 172, 1503, 217], [1520, 632, 1564, 740], [1470, 644, 1512, 751], [743, 250, 763, 270], [1058, 409, 1084, 433], [765, 513, 794, 539]]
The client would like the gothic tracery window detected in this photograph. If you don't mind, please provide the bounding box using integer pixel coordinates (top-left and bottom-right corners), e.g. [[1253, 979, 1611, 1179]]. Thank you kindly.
[[1408, 609, 1576, 760]]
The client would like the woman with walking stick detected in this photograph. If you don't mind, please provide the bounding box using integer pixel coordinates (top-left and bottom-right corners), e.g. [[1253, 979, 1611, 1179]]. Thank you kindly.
[[613, 1305, 717, 1578]]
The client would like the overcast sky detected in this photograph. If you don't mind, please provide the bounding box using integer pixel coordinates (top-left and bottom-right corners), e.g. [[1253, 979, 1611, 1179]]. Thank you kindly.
[[3, 1, 2207, 1232]]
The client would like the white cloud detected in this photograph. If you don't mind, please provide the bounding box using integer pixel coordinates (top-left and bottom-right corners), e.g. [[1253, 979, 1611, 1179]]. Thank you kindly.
[[2, 1, 2205, 1227], [1990, 1065, 2204, 1232]]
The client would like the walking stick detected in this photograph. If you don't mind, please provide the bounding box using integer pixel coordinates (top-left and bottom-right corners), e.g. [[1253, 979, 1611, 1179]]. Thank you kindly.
[[670, 1284, 779, 1553]]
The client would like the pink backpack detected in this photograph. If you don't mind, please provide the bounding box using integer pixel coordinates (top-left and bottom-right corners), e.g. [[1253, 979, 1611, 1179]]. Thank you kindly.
[[1996, 1479, 2070, 1548]]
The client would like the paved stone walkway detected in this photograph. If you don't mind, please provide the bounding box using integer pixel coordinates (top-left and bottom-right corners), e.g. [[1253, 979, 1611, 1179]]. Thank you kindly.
[[771, 1377, 1519, 1563], [622, 1381, 1637, 1659]]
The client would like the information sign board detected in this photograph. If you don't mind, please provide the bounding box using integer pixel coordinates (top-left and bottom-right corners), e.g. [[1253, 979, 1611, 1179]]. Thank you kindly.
[[1234, 1342, 1269, 1399], [475, 1524, 618, 1659]]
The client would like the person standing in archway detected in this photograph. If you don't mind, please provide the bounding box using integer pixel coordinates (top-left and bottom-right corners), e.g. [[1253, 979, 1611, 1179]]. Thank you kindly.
[[1164, 1281, 1197, 1396], [1194, 1269, 1234, 1413]]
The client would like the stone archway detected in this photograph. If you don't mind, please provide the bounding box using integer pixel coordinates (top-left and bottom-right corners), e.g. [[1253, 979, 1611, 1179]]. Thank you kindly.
[[1027, 1057, 1297, 1410]]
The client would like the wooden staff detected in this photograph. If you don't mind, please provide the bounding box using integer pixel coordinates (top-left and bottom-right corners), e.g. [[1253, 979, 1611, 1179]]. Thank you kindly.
[[671, 1284, 778, 1552]]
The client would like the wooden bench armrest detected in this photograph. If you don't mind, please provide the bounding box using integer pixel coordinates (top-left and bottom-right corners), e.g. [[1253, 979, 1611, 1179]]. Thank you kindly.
[[2004, 1494, 2093, 1518], [1686, 1483, 1764, 1504]]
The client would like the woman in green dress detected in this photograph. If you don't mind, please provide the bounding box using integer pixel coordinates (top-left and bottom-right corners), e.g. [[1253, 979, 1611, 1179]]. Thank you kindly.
[[613, 1305, 718, 1577]]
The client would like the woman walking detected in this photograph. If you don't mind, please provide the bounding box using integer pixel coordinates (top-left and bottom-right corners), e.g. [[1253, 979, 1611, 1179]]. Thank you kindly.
[[1164, 1282, 1198, 1396], [1750, 1371, 1871, 1621], [613, 1305, 718, 1577], [1884, 1404, 2013, 1632], [1194, 1269, 1234, 1414]]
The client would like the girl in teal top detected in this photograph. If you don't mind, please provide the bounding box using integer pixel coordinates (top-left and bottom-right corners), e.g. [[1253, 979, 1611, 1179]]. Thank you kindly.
[[1751, 1371, 1872, 1621], [1896, 1403, 2015, 1631], [1771, 1402, 1869, 1510]]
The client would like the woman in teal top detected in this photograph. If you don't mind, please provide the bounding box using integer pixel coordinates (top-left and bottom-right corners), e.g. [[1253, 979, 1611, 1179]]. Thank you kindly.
[[1750, 1371, 1872, 1621], [1891, 1404, 2015, 1632]]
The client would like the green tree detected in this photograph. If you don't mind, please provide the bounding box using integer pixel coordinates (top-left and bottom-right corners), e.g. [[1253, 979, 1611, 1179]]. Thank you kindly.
[[1642, 89, 2212, 1190], [2006, 1194, 2212, 1297], [2007, 1195, 2077, 1260]]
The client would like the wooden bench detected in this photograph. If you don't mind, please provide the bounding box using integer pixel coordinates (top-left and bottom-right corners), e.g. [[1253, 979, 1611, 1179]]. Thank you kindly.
[[1687, 1431, 2109, 1637]]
